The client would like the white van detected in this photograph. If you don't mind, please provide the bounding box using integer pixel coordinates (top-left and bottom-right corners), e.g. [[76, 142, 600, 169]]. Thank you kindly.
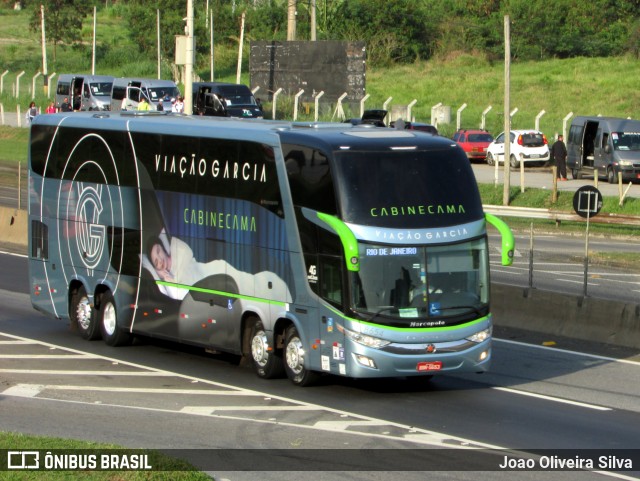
[[55, 74, 114, 111], [567, 116, 640, 183], [110, 78, 180, 111]]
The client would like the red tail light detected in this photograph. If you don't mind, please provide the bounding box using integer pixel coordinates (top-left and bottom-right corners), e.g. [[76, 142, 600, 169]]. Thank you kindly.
[[543, 134, 548, 144], [517, 135, 523, 146]]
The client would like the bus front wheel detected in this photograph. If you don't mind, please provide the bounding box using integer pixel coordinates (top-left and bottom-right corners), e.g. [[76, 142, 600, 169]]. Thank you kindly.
[[284, 326, 319, 387], [98, 291, 131, 347], [249, 319, 284, 379], [70, 286, 100, 341]]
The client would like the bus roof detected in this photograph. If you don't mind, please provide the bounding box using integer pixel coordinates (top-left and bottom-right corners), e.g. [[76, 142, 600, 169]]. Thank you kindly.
[[32, 111, 458, 152]]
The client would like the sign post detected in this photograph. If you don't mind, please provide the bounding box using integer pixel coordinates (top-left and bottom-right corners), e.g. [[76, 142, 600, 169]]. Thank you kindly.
[[573, 186, 603, 298]]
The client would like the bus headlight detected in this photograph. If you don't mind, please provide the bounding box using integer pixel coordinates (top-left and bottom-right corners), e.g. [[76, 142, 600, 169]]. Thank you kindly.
[[466, 327, 492, 343], [340, 325, 390, 349]]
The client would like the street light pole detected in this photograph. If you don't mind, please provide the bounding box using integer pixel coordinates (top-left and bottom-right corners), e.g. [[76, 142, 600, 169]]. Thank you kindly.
[[184, 0, 194, 115]]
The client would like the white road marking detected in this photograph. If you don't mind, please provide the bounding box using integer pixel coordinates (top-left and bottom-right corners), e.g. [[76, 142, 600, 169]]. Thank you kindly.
[[495, 338, 640, 366], [0, 354, 91, 359], [0, 331, 500, 450], [181, 405, 318, 413], [313, 420, 389, 431], [2, 384, 45, 397], [492, 386, 611, 411], [0, 369, 176, 376]]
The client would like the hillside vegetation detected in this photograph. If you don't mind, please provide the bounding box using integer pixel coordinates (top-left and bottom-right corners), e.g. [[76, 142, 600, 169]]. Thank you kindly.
[[1, 4, 639, 137]]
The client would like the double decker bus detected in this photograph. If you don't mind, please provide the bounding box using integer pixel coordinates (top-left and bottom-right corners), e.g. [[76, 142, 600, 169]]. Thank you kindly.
[[28, 112, 514, 386]]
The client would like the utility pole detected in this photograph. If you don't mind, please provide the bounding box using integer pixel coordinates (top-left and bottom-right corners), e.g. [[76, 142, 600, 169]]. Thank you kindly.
[[91, 6, 96, 75], [184, 0, 194, 115], [503, 15, 511, 206], [287, 0, 296, 41], [310, 0, 316, 41], [40, 5, 48, 96]]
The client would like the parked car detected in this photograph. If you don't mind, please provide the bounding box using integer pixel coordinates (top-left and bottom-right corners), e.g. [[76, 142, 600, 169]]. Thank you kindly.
[[345, 109, 388, 127], [452, 129, 494, 161], [486, 129, 550, 167], [192, 82, 263, 118], [390, 120, 438, 135]]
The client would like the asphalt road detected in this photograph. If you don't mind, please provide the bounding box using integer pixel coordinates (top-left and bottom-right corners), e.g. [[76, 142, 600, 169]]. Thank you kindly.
[[1, 252, 639, 480]]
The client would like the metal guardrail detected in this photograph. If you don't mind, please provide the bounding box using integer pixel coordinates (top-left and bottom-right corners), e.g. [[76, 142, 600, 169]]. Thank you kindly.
[[483, 205, 640, 226]]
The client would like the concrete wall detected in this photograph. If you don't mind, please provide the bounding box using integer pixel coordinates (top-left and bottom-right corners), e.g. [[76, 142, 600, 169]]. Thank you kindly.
[[2, 207, 639, 348], [0, 206, 27, 253], [492, 284, 640, 349]]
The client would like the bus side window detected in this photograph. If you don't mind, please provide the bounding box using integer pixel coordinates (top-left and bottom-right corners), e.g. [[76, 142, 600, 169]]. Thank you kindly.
[[319, 254, 343, 307], [31, 220, 49, 259]]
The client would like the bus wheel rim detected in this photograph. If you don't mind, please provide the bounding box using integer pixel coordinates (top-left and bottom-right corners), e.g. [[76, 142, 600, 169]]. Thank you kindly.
[[251, 330, 269, 367], [286, 337, 304, 374], [76, 297, 92, 331], [103, 303, 117, 336]]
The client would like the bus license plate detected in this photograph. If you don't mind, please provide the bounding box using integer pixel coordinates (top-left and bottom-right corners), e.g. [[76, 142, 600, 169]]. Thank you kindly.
[[417, 361, 442, 372]]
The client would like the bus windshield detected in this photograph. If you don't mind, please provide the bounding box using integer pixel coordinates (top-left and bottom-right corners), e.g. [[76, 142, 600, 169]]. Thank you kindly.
[[352, 237, 489, 324], [333, 148, 483, 228]]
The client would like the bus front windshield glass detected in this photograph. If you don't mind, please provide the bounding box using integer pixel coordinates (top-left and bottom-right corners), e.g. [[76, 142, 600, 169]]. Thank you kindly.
[[352, 238, 489, 323]]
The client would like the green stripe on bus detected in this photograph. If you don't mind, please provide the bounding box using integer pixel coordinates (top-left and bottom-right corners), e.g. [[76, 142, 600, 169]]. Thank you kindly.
[[155, 280, 288, 307], [324, 303, 489, 332]]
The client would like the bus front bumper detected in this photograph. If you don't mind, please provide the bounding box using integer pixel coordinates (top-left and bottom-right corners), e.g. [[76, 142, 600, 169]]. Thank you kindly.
[[342, 338, 492, 378]]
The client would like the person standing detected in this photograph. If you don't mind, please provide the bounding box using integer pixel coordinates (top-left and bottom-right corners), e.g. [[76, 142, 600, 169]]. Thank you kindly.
[[172, 96, 184, 113], [551, 134, 568, 180], [45, 101, 56, 113], [26, 101, 38, 124], [137, 97, 151, 111], [60, 97, 72, 112]]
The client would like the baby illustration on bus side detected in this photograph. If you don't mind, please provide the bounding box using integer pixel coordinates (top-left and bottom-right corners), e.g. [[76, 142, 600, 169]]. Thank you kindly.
[[142, 230, 291, 303]]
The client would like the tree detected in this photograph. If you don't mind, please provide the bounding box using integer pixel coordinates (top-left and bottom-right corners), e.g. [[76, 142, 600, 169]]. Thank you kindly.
[[29, 0, 92, 62]]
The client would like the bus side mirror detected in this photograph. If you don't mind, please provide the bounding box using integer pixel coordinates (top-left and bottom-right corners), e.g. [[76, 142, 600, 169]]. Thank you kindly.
[[604, 144, 611, 154], [485, 213, 514, 266]]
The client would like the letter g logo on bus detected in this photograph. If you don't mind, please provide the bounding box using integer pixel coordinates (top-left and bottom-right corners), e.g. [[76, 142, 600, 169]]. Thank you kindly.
[[7, 451, 40, 469], [74, 183, 106, 270]]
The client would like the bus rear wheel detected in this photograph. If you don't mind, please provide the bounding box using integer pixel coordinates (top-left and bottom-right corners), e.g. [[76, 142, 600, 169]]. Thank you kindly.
[[98, 291, 131, 347], [249, 319, 284, 379], [284, 326, 319, 387], [71, 286, 100, 340]]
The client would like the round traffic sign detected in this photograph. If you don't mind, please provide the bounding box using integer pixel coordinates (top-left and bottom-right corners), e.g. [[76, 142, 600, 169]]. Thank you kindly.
[[572, 185, 603, 218]]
